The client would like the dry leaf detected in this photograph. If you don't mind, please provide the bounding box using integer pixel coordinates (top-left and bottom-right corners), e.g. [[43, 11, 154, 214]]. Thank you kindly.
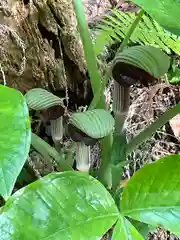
[[169, 114, 180, 138]]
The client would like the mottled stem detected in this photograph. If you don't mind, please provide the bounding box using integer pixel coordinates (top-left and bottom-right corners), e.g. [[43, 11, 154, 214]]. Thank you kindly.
[[76, 142, 90, 173], [51, 117, 63, 144]]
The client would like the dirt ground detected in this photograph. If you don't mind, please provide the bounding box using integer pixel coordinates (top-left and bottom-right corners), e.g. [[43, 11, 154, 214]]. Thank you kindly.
[[84, 0, 137, 23]]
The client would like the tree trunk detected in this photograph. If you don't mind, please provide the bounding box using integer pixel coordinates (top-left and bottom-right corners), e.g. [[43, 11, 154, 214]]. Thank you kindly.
[[0, 0, 91, 107]]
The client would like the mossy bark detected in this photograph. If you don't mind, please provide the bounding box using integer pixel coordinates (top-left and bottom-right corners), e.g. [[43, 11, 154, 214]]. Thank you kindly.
[[0, 0, 90, 103]]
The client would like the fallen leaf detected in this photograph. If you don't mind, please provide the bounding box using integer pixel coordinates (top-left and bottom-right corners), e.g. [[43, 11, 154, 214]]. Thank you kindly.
[[169, 114, 180, 138]]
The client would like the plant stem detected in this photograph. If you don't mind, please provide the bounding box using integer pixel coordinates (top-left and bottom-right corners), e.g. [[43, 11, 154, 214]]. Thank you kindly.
[[113, 82, 130, 115], [89, 86, 103, 109], [99, 9, 145, 187], [72, 0, 102, 96], [109, 9, 145, 191], [89, 65, 112, 110], [73, 0, 113, 186], [51, 117, 63, 143], [31, 133, 73, 171], [117, 9, 145, 53], [99, 9, 145, 106], [73, 0, 106, 109], [99, 134, 113, 188], [126, 103, 180, 154], [76, 142, 90, 173]]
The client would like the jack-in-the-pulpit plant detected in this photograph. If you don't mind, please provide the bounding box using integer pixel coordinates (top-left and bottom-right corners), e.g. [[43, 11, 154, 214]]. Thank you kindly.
[[1, 0, 180, 239]]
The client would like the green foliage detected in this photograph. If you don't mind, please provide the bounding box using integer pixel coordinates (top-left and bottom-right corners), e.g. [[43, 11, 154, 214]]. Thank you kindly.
[[131, 0, 180, 36], [31, 133, 73, 171], [0, 172, 119, 239], [72, 0, 104, 109], [121, 155, 180, 235], [130, 220, 156, 239], [112, 215, 144, 240], [0, 85, 31, 199], [94, 9, 180, 56], [1, 0, 180, 239], [168, 65, 180, 84]]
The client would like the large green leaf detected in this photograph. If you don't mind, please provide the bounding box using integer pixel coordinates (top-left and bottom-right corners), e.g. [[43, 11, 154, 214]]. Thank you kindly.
[[131, 0, 180, 36], [130, 220, 156, 239], [121, 154, 180, 235], [69, 109, 115, 139], [0, 171, 119, 239], [112, 215, 144, 240], [0, 85, 31, 199]]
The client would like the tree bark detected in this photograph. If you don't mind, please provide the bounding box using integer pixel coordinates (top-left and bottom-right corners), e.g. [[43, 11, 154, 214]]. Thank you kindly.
[[0, 0, 91, 106]]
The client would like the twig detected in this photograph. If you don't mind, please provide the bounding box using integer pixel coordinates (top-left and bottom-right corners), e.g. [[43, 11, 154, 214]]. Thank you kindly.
[[0, 64, 7, 85], [109, 0, 118, 7]]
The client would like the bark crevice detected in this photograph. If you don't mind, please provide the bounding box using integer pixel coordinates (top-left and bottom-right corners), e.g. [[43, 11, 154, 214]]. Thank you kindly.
[[0, 0, 91, 107]]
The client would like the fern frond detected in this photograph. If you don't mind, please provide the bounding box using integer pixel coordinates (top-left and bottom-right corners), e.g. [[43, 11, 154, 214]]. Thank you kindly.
[[94, 9, 180, 56]]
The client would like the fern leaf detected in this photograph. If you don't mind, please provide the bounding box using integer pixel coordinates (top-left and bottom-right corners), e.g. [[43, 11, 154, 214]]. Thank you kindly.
[[94, 9, 180, 56]]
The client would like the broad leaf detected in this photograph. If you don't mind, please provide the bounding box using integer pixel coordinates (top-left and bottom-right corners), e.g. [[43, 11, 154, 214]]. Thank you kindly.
[[112, 215, 144, 240], [131, 0, 180, 36], [121, 154, 180, 235], [130, 219, 156, 239], [0, 171, 119, 239], [69, 109, 115, 139], [0, 85, 31, 199]]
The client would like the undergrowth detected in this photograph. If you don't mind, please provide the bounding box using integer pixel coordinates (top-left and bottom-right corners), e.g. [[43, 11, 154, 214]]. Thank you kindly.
[[94, 9, 180, 56]]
